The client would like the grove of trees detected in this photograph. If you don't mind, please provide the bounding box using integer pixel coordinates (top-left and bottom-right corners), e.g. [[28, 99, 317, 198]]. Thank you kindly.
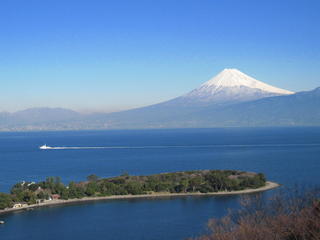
[[0, 170, 266, 210]]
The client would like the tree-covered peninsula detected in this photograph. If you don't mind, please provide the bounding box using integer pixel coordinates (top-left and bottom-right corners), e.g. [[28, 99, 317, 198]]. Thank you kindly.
[[0, 170, 266, 210]]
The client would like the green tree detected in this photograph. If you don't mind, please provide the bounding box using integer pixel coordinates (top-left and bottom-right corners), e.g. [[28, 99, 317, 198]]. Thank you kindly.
[[189, 176, 202, 192], [17, 190, 36, 204], [125, 181, 144, 195], [87, 174, 99, 182], [0, 193, 12, 209], [68, 182, 85, 199], [85, 182, 98, 196]]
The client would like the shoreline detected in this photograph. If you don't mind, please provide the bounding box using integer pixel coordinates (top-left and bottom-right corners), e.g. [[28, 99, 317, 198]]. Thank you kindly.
[[0, 181, 279, 216]]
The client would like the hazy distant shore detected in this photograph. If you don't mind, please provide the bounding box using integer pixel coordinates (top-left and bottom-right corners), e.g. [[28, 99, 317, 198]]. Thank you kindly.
[[0, 181, 279, 216]]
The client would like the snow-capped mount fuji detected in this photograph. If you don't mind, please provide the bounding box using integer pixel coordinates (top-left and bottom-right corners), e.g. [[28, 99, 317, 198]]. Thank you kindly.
[[172, 68, 294, 106], [198, 68, 292, 94], [3, 68, 318, 131], [104, 68, 295, 125]]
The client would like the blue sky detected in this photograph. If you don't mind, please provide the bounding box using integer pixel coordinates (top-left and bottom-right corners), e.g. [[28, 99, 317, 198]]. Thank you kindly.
[[1, 0, 319, 112]]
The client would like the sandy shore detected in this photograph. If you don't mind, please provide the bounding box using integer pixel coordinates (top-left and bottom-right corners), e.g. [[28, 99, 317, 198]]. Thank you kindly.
[[0, 181, 279, 216]]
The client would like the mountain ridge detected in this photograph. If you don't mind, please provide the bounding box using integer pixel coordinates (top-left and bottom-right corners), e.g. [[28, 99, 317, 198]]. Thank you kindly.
[[0, 69, 318, 131]]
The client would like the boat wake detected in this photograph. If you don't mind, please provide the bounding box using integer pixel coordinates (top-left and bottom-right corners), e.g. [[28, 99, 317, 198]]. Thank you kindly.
[[39, 143, 320, 150]]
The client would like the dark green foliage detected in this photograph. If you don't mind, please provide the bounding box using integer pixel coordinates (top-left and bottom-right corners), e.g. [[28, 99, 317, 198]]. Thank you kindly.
[[0, 170, 267, 209], [39, 177, 65, 195], [87, 174, 99, 182], [125, 181, 144, 195], [28, 184, 40, 191], [85, 182, 98, 196], [10, 182, 26, 195], [10, 182, 38, 204], [0, 193, 12, 209], [36, 191, 50, 200], [67, 182, 86, 199], [19, 190, 36, 204]]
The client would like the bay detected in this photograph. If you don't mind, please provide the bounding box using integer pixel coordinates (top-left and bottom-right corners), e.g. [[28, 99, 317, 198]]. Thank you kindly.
[[0, 127, 319, 239]]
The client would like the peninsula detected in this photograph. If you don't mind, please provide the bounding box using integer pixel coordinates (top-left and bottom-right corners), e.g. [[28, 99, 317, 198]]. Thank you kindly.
[[0, 170, 279, 215]]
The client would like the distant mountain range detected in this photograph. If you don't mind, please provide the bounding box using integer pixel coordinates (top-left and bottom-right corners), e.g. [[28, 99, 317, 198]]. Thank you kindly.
[[1, 69, 319, 131]]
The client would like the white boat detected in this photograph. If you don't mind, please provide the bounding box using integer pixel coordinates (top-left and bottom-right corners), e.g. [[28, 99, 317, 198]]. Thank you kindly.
[[39, 144, 52, 150]]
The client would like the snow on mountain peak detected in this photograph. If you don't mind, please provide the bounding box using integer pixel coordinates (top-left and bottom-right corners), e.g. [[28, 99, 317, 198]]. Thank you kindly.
[[178, 68, 295, 105], [202, 68, 294, 95]]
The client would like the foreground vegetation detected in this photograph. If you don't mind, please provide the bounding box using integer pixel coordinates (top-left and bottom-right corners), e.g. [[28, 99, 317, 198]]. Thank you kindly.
[[0, 170, 266, 210], [190, 186, 320, 240]]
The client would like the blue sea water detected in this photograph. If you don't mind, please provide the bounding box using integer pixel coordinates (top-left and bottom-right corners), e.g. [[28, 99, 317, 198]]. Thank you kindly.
[[0, 127, 319, 240]]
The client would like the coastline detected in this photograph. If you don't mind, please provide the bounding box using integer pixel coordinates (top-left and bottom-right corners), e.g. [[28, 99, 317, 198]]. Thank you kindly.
[[0, 181, 279, 216]]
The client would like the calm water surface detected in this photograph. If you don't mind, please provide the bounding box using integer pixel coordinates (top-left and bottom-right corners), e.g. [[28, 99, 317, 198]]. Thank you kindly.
[[0, 127, 319, 239]]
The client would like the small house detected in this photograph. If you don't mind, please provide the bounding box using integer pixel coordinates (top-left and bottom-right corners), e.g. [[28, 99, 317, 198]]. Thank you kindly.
[[51, 194, 61, 200]]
